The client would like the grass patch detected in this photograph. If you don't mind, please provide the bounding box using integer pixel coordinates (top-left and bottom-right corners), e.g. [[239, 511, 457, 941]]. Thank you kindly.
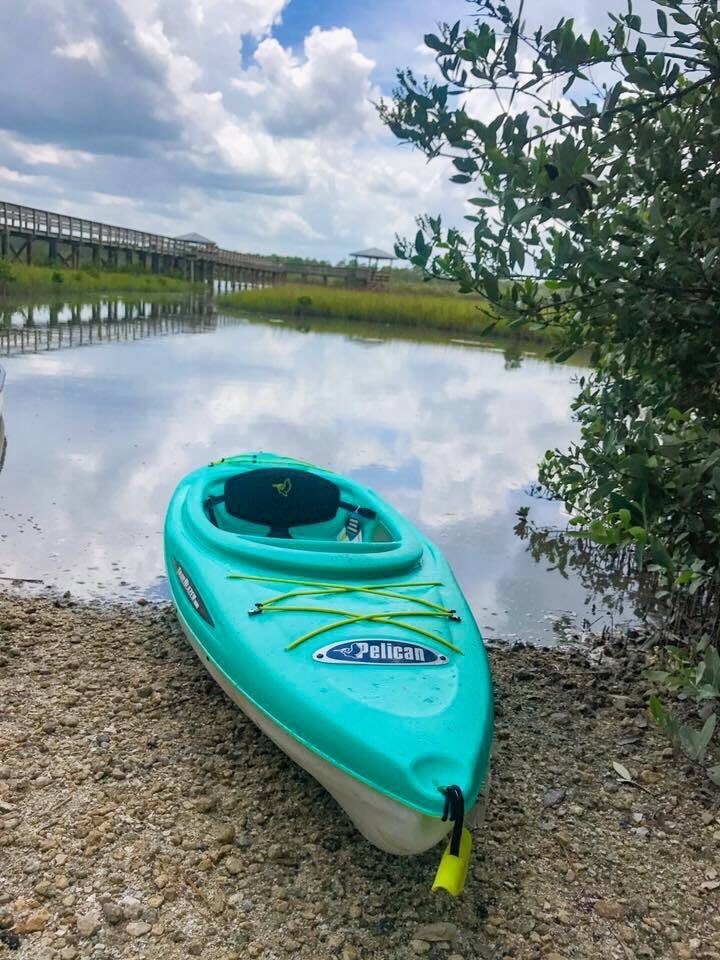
[[218, 284, 558, 344], [0, 261, 200, 295]]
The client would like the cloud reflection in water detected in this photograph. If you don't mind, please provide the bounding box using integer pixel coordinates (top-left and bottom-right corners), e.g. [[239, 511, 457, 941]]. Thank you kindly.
[[0, 312, 592, 643]]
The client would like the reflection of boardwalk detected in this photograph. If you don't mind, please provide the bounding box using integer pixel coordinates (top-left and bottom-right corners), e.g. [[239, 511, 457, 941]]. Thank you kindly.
[[0, 298, 217, 357]]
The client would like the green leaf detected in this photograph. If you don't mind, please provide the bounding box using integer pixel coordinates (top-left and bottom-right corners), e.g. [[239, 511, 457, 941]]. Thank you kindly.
[[481, 269, 500, 302], [468, 197, 496, 207], [678, 714, 717, 763], [656, 10, 667, 33], [424, 33, 453, 54], [511, 205, 541, 225]]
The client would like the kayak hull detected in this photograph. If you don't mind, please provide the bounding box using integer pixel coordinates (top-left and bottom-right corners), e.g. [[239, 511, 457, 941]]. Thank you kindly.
[[178, 608, 466, 854]]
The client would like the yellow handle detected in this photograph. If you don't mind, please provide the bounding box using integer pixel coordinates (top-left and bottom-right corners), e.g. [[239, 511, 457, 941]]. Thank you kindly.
[[432, 827, 472, 896]]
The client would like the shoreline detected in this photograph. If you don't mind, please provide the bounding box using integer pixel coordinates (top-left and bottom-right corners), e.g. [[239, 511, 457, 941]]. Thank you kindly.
[[0, 592, 716, 959], [217, 285, 560, 348]]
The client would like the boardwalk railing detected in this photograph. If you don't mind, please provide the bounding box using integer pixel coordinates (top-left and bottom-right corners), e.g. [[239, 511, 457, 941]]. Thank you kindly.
[[0, 201, 208, 257], [0, 200, 282, 273], [0, 199, 392, 287]]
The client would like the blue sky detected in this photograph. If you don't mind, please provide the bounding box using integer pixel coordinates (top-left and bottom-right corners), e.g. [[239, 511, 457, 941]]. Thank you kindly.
[[0, 0, 650, 261]]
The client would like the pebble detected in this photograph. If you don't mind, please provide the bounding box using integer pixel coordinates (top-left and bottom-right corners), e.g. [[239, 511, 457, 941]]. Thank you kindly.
[[594, 900, 626, 920], [213, 823, 236, 844], [119, 895, 143, 920], [542, 788, 567, 808], [410, 940, 432, 955], [75, 909, 101, 937], [101, 901, 123, 925], [15, 909, 50, 933], [1, 594, 718, 960], [414, 922, 460, 943]]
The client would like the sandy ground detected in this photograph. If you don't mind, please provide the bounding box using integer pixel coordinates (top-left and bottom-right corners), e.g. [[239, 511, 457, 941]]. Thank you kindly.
[[0, 592, 718, 960]]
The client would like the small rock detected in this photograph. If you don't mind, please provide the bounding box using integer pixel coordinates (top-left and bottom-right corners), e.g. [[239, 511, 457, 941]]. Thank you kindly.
[[342, 948, 361, 960], [410, 941, 431, 956], [119, 895, 143, 920], [75, 909, 101, 937], [207, 892, 226, 916], [101, 902, 123, 925], [225, 857, 242, 875], [595, 899, 626, 920], [700, 879, 720, 891], [610, 695, 630, 711], [542, 788, 567, 808], [126, 920, 152, 938], [414, 922, 460, 943], [213, 824, 236, 845], [15, 909, 50, 933]]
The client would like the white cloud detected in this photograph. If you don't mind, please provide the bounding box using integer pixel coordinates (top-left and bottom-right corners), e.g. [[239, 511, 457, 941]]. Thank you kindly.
[[9, 138, 94, 167], [0, 165, 39, 184], [0, 0, 473, 259], [54, 37, 103, 66], [238, 27, 379, 138]]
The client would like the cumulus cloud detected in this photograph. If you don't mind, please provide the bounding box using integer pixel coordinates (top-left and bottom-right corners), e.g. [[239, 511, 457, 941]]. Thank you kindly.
[[3, 0, 640, 258], [234, 27, 378, 138], [0, 0, 473, 258]]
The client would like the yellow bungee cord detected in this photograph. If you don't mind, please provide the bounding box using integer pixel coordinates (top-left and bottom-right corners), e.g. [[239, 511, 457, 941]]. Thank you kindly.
[[227, 573, 463, 653]]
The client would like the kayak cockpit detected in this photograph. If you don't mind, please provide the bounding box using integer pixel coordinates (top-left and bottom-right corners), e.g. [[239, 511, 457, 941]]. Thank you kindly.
[[182, 457, 426, 576], [202, 466, 396, 545]]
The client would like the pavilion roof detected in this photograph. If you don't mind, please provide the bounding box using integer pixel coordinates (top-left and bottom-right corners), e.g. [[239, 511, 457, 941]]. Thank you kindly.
[[349, 246, 395, 260]]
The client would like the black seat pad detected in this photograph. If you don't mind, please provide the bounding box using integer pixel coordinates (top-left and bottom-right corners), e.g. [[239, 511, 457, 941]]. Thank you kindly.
[[223, 468, 340, 536]]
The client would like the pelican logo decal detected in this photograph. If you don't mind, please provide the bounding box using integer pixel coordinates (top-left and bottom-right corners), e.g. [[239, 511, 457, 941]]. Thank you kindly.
[[174, 560, 214, 625], [272, 478, 292, 497], [313, 640, 447, 666]]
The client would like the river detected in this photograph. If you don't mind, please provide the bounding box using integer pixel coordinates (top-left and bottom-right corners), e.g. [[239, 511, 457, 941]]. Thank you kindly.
[[0, 294, 631, 644]]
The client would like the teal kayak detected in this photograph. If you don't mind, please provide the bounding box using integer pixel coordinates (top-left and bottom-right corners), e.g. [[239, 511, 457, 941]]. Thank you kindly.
[[164, 452, 493, 888]]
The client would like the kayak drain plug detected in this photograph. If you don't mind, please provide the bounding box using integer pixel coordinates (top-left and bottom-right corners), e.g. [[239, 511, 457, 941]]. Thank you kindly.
[[432, 785, 472, 897]]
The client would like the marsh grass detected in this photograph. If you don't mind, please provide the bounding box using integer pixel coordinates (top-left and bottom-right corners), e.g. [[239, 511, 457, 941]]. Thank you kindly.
[[0, 261, 199, 295], [219, 284, 558, 343]]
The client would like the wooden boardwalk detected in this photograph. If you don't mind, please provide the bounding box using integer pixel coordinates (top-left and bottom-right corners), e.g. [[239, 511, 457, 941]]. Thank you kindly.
[[0, 200, 390, 289]]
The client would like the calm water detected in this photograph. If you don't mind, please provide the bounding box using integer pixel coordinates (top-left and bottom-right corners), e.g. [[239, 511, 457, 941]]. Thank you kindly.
[[0, 296, 625, 643]]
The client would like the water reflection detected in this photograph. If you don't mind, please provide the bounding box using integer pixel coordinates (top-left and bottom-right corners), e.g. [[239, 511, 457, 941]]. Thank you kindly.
[[0, 295, 215, 357], [0, 300, 618, 643]]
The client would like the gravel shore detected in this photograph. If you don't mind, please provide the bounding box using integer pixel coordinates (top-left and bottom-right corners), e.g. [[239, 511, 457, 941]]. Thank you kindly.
[[1, 592, 718, 960]]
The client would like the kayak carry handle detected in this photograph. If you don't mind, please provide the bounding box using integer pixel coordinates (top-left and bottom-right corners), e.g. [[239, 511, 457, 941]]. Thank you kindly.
[[432, 785, 472, 897]]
